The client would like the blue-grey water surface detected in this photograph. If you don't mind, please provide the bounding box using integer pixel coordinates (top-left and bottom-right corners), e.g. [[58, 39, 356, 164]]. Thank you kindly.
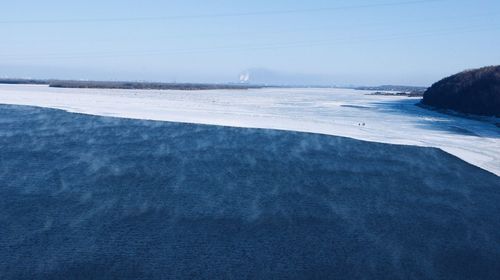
[[0, 105, 499, 279]]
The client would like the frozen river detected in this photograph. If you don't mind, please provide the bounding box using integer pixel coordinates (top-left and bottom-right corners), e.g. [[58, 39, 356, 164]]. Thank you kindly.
[[0, 84, 498, 175]]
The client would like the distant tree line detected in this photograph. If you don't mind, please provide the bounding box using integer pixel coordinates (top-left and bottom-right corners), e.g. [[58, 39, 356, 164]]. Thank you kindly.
[[48, 81, 265, 90], [0, 78, 50, 85], [355, 85, 428, 94], [0, 78, 266, 90]]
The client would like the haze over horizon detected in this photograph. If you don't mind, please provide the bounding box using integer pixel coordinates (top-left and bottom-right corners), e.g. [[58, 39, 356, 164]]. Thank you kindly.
[[1, 0, 499, 86]]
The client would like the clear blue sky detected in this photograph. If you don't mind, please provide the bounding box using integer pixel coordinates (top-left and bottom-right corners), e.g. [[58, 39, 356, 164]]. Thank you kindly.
[[1, 0, 499, 86]]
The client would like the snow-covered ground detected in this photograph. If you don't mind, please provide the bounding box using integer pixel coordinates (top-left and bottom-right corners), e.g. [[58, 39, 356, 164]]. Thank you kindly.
[[0, 84, 498, 175]]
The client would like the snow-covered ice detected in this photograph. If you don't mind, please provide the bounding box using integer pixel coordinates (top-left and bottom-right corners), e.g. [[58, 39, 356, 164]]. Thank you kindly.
[[0, 84, 498, 175]]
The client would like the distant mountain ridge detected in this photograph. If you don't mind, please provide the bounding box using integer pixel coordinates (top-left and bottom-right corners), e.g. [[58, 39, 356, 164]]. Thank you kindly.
[[422, 66, 500, 117]]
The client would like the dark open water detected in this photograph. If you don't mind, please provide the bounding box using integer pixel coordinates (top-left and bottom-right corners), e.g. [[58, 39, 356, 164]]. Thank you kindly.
[[0, 105, 499, 279]]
